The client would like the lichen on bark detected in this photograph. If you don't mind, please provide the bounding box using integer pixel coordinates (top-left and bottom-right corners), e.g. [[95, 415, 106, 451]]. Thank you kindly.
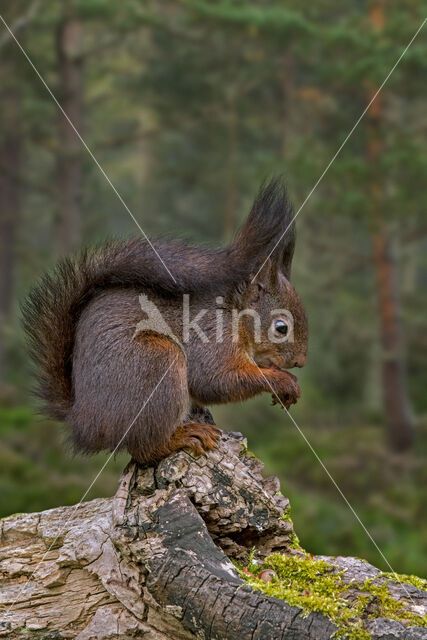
[[0, 431, 425, 639]]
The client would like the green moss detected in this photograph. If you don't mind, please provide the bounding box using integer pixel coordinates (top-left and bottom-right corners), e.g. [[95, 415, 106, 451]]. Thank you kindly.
[[288, 531, 302, 550], [360, 578, 426, 627], [280, 507, 293, 523], [240, 440, 249, 455], [279, 507, 304, 551], [238, 553, 427, 639], [244, 449, 259, 461], [247, 546, 257, 569], [381, 572, 427, 591]]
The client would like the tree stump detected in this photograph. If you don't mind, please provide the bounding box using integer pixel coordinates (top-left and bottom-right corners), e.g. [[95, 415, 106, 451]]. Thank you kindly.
[[0, 431, 426, 639]]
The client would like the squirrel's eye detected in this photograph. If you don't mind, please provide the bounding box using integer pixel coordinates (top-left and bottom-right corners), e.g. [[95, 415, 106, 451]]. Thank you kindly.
[[274, 319, 288, 336]]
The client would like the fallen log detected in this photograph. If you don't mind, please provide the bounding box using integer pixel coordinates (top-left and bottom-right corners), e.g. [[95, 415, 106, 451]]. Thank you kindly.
[[0, 431, 426, 639]]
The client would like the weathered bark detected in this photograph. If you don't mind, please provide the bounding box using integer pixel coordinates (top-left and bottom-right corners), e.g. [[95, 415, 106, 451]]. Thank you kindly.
[[367, 2, 414, 451], [55, 8, 83, 256], [0, 432, 425, 639]]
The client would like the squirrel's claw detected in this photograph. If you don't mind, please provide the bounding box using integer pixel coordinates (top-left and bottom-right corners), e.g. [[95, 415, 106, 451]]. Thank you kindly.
[[271, 394, 289, 409], [271, 394, 284, 407]]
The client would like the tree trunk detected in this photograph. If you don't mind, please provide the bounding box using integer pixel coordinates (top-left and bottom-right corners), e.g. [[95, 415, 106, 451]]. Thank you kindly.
[[280, 50, 294, 158], [372, 229, 414, 450], [55, 9, 83, 256], [0, 66, 21, 386], [0, 432, 425, 639], [368, 2, 414, 451], [223, 94, 238, 241]]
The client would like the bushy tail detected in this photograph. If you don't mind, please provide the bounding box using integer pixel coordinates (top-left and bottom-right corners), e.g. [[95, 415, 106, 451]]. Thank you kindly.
[[21, 177, 295, 419], [22, 253, 95, 419]]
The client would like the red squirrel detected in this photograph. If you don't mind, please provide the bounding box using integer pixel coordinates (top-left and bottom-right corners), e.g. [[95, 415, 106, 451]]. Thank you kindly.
[[22, 178, 308, 463]]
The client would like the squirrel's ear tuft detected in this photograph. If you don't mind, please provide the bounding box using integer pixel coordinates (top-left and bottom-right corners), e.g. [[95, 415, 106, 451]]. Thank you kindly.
[[276, 218, 295, 280], [229, 176, 296, 280], [261, 177, 295, 280]]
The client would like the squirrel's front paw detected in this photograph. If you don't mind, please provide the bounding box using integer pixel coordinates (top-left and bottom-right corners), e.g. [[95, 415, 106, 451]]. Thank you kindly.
[[271, 371, 301, 409]]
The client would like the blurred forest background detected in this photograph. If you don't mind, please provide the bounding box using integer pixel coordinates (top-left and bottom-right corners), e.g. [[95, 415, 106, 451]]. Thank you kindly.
[[0, 1, 426, 576]]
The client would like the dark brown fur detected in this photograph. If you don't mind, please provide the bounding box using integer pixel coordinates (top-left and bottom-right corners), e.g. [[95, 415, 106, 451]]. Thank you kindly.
[[22, 178, 308, 463]]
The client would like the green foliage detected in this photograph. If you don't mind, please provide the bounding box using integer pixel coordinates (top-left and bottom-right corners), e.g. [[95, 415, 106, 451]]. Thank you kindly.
[[0, 406, 126, 517], [185, 1, 314, 38], [0, 0, 425, 586]]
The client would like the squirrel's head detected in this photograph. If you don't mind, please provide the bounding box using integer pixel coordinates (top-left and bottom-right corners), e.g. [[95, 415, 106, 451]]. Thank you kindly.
[[233, 258, 308, 372], [229, 176, 307, 372]]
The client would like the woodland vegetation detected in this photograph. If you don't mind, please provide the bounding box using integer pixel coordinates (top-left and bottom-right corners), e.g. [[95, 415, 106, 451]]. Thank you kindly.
[[0, 0, 426, 579]]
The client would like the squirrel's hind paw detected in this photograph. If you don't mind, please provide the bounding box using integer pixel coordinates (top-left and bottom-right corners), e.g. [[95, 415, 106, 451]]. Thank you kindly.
[[171, 422, 222, 457]]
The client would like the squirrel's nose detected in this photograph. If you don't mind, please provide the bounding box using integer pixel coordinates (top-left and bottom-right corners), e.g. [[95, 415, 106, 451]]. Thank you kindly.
[[294, 353, 307, 368]]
